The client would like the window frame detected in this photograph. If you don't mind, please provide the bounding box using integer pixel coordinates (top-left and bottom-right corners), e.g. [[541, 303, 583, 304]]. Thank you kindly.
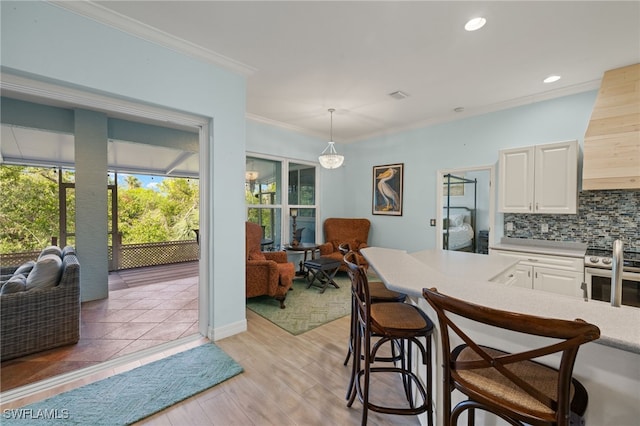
[[246, 153, 319, 248]]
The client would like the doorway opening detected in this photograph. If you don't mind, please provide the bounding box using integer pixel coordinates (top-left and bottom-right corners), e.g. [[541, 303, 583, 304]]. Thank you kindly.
[[437, 165, 495, 254]]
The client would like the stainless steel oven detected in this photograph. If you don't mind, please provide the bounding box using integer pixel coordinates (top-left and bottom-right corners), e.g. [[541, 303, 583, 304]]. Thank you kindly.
[[585, 247, 640, 308], [585, 267, 640, 308]]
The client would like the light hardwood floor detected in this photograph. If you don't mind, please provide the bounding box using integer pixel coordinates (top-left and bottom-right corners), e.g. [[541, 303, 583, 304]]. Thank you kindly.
[[136, 309, 421, 425]]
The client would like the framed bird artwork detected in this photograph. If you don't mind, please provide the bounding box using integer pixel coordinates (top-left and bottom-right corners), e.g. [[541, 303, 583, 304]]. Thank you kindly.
[[372, 163, 403, 216]]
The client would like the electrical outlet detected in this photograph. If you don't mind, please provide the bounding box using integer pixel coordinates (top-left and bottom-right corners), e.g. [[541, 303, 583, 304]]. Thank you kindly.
[[541, 223, 549, 233], [506, 222, 514, 231], [429, 219, 436, 227]]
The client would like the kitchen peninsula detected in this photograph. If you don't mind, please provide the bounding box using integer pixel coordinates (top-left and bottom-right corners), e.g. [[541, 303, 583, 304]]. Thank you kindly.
[[361, 247, 640, 426]]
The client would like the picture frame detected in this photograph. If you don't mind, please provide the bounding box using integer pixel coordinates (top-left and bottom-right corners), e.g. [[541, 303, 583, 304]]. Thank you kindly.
[[372, 163, 403, 216], [443, 173, 465, 196]]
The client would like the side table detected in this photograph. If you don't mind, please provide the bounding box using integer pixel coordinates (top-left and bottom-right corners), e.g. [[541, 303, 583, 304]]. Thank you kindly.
[[284, 243, 320, 276], [304, 257, 341, 293]]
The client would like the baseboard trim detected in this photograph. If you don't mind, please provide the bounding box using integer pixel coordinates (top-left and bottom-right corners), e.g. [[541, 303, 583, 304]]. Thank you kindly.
[[208, 319, 247, 341]]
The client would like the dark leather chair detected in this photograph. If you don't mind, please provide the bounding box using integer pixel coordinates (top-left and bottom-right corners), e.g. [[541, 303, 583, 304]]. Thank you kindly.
[[423, 287, 600, 426]]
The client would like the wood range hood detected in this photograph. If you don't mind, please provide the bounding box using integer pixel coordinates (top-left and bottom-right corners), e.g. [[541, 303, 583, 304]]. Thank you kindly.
[[583, 63, 640, 190]]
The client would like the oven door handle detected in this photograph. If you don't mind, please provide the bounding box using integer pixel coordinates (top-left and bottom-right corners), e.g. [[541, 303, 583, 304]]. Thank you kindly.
[[580, 281, 588, 302], [586, 267, 640, 280]]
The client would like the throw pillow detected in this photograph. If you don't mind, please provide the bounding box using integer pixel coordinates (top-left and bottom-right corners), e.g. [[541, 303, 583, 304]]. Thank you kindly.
[[13, 260, 36, 277], [1, 274, 27, 295], [248, 250, 266, 261], [26, 254, 63, 291], [38, 245, 63, 259], [62, 246, 76, 258]]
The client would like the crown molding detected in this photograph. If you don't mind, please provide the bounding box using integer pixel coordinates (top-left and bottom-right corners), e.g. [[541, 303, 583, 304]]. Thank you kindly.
[[245, 112, 325, 140], [349, 79, 602, 144], [49, 1, 256, 77], [1, 71, 208, 129]]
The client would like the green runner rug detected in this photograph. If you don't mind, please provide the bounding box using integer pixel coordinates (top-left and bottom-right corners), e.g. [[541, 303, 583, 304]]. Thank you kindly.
[[2, 343, 242, 425], [247, 272, 354, 335]]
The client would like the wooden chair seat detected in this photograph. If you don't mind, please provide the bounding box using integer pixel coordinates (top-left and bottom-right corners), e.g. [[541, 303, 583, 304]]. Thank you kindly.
[[423, 287, 600, 426], [453, 345, 585, 422]]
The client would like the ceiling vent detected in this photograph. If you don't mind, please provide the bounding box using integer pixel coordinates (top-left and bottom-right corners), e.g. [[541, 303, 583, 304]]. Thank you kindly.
[[388, 90, 409, 100]]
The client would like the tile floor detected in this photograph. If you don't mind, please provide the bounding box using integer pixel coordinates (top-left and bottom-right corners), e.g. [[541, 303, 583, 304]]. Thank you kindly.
[[0, 263, 199, 392]]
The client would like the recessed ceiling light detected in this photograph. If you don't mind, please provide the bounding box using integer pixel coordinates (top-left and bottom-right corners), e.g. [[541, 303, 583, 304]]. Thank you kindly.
[[465, 17, 486, 31], [543, 75, 562, 83]]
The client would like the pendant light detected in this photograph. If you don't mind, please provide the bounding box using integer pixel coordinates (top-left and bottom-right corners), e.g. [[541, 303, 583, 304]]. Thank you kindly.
[[318, 108, 344, 169]]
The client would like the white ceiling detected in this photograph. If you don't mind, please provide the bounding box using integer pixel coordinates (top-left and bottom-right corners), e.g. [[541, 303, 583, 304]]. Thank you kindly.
[[81, 0, 640, 142], [2, 1, 639, 176]]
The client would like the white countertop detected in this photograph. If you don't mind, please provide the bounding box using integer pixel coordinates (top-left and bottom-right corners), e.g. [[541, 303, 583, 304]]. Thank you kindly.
[[489, 237, 587, 258], [362, 246, 640, 354]]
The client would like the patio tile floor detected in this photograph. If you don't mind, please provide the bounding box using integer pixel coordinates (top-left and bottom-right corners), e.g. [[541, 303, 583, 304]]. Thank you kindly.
[[0, 262, 198, 392]]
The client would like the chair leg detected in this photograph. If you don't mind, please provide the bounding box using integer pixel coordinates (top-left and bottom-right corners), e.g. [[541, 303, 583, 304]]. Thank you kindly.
[[360, 324, 372, 426], [347, 322, 362, 406], [344, 294, 356, 366], [426, 338, 434, 426]]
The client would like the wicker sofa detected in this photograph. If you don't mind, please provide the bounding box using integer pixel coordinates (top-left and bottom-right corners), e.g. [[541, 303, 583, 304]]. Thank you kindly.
[[0, 246, 80, 361]]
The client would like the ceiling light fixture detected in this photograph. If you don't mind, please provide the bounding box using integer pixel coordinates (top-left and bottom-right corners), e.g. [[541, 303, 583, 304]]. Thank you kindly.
[[318, 108, 344, 169], [245, 170, 259, 181], [543, 75, 562, 83], [464, 17, 486, 31]]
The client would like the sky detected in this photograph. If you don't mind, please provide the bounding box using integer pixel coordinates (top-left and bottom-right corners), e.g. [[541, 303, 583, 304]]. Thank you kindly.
[[116, 173, 165, 191]]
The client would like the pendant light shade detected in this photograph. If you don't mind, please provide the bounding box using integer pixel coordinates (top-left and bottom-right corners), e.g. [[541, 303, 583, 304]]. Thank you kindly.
[[318, 108, 344, 169]]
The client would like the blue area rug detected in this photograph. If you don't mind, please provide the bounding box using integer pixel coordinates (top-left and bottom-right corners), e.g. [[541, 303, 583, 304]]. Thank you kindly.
[[3, 343, 243, 425]]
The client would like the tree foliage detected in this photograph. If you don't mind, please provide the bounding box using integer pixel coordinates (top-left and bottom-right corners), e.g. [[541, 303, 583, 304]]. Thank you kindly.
[[0, 165, 199, 253]]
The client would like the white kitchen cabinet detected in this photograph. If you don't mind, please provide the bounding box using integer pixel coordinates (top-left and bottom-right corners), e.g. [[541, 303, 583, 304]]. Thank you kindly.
[[489, 249, 584, 298], [532, 266, 584, 298], [498, 140, 578, 214], [491, 264, 532, 288]]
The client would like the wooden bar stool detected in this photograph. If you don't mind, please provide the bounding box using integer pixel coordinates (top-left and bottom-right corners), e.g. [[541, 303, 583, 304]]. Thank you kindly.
[[423, 287, 600, 426], [342, 250, 407, 400], [345, 254, 434, 426]]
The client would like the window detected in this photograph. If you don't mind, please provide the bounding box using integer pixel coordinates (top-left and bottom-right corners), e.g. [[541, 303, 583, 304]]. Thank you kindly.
[[246, 157, 282, 249], [288, 163, 317, 244], [245, 156, 317, 249]]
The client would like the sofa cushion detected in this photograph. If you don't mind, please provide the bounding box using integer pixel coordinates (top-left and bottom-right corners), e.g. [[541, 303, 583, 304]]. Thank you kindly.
[[26, 254, 63, 291], [38, 245, 63, 259], [61, 246, 76, 258], [13, 260, 36, 277], [1, 274, 27, 294], [248, 250, 266, 261]]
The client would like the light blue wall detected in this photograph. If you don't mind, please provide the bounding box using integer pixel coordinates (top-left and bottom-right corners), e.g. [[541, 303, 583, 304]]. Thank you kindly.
[[247, 92, 599, 254], [74, 109, 109, 301], [1, 1, 247, 333], [342, 90, 598, 252]]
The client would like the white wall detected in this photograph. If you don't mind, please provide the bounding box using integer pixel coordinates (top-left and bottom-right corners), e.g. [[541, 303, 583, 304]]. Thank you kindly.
[[1, 1, 247, 335]]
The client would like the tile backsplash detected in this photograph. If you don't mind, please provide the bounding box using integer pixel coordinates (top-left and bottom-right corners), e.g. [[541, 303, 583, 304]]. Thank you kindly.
[[504, 190, 640, 250]]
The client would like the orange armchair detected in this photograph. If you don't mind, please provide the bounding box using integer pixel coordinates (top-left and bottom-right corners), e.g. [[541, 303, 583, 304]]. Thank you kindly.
[[319, 218, 371, 272], [245, 221, 295, 309]]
